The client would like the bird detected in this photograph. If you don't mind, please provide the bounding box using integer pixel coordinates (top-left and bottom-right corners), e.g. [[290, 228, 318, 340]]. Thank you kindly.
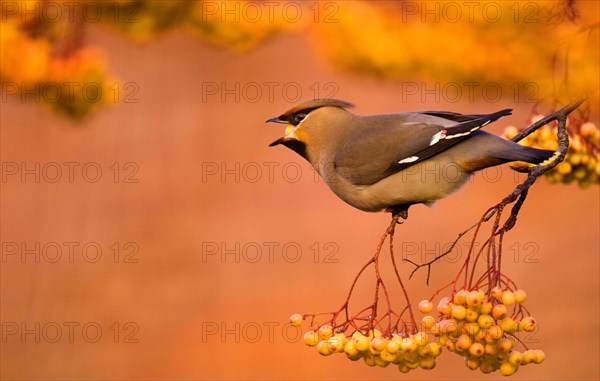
[[267, 98, 556, 218]]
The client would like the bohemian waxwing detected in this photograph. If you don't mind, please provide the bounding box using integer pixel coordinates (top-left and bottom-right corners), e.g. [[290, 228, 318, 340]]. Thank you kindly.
[[267, 99, 556, 216]]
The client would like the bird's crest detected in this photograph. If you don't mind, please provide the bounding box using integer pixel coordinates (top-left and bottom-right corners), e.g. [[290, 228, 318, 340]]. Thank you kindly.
[[278, 98, 355, 117]]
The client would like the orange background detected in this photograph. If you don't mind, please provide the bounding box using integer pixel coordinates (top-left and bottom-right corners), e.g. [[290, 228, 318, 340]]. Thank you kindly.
[[1, 19, 599, 381]]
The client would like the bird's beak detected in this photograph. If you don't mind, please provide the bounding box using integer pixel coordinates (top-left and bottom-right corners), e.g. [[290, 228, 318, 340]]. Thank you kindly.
[[267, 115, 294, 146], [269, 137, 287, 146], [266, 116, 288, 124]]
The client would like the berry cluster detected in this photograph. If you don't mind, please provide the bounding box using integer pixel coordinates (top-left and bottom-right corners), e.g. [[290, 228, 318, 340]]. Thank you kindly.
[[419, 287, 544, 375], [503, 118, 599, 188], [292, 314, 441, 373]]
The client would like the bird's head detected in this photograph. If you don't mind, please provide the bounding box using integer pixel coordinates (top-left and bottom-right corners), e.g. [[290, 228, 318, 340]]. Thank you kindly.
[[267, 98, 355, 160]]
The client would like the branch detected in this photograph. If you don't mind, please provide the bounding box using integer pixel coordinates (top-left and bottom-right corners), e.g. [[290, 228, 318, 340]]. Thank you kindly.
[[404, 98, 585, 284]]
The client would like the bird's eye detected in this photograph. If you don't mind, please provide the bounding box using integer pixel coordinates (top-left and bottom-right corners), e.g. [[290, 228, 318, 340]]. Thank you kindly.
[[295, 113, 306, 123]]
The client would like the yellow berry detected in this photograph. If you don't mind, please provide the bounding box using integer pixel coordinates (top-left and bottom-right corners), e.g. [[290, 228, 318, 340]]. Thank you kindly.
[[532, 349, 545, 364], [429, 342, 442, 357], [475, 329, 487, 343], [501, 290, 516, 306], [520, 316, 537, 332], [354, 333, 370, 351], [327, 333, 347, 352], [404, 350, 419, 363], [514, 289, 527, 303], [557, 161, 572, 175], [479, 360, 496, 374], [437, 297, 452, 315], [398, 362, 410, 373], [500, 318, 518, 333], [418, 299, 433, 313], [503, 126, 519, 139], [380, 349, 396, 362], [580, 122, 598, 137], [367, 329, 382, 338], [317, 340, 332, 356], [486, 326, 504, 342], [419, 355, 436, 370], [454, 289, 469, 305], [440, 319, 459, 335], [478, 314, 494, 329], [387, 337, 401, 353], [500, 362, 517, 376], [373, 355, 390, 367], [485, 343, 499, 356], [466, 290, 484, 307], [370, 336, 388, 353], [344, 340, 359, 357], [508, 351, 523, 366], [480, 302, 493, 315], [465, 308, 479, 322], [452, 305, 468, 320], [417, 345, 431, 357], [318, 325, 333, 340], [466, 357, 479, 370], [363, 353, 376, 366], [289, 313, 303, 327], [303, 330, 319, 347], [498, 338, 514, 352], [401, 337, 418, 352], [456, 334, 472, 351], [422, 315, 436, 330], [491, 286, 504, 299], [464, 322, 480, 336], [469, 342, 485, 357], [522, 350, 536, 364], [414, 332, 429, 346]]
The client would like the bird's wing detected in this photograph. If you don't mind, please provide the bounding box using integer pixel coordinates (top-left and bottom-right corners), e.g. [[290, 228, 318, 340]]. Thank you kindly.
[[333, 109, 512, 186]]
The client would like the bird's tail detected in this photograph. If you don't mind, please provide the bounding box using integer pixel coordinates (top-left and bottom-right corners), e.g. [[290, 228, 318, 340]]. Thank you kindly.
[[500, 145, 558, 166]]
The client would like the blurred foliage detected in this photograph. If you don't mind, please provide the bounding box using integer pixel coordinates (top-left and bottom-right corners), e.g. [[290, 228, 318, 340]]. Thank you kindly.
[[504, 116, 599, 188], [0, 0, 598, 119]]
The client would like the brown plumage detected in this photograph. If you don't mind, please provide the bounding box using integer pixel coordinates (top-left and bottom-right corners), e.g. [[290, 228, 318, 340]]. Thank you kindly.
[[267, 99, 555, 215]]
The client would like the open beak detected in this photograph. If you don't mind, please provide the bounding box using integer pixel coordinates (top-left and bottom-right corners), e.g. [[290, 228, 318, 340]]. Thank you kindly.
[[267, 115, 294, 146], [266, 116, 288, 124], [269, 137, 287, 146]]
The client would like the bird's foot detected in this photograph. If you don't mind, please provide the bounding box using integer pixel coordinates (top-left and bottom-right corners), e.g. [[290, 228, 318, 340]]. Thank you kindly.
[[386, 205, 409, 223]]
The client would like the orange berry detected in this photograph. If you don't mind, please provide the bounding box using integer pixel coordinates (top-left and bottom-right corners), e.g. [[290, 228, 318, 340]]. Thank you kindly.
[[456, 334, 472, 351], [492, 304, 507, 319], [303, 330, 319, 346], [480, 301, 493, 315], [520, 316, 537, 332], [289, 313, 303, 327], [469, 342, 485, 357], [485, 326, 504, 342], [418, 299, 433, 313]]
